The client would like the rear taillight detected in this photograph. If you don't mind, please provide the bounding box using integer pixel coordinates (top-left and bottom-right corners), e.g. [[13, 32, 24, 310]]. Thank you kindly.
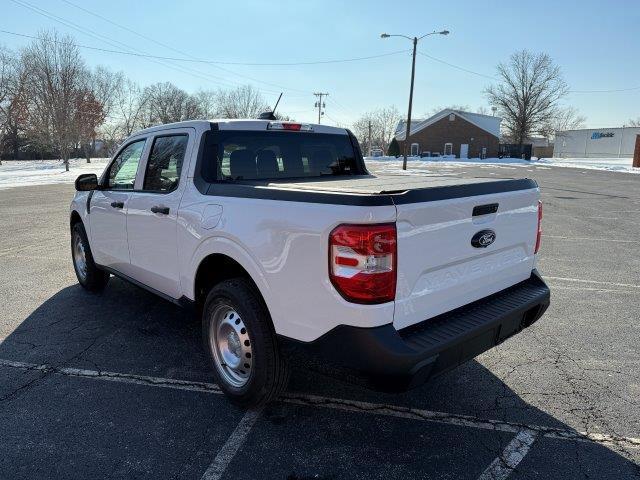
[[329, 223, 397, 304], [534, 201, 542, 254]]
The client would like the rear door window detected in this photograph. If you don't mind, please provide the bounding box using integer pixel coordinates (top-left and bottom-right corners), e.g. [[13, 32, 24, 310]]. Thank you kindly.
[[205, 130, 363, 181], [143, 135, 188, 192]]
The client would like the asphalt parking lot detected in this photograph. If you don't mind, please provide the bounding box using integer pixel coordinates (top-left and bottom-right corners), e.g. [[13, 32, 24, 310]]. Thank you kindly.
[[0, 164, 639, 479]]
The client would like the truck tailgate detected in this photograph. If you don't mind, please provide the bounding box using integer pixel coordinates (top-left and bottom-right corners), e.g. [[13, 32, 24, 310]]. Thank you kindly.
[[393, 185, 540, 330]]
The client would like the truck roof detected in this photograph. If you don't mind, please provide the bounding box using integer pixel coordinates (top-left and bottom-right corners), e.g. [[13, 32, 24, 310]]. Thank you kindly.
[[135, 119, 348, 136]]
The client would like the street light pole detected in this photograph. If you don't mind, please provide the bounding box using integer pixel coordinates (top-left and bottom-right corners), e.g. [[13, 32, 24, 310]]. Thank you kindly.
[[381, 30, 449, 170], [403, 37, 418, 170]]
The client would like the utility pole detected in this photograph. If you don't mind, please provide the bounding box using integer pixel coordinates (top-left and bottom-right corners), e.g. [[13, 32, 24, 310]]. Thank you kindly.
[[380, 29, 449, 170], [368, 120, 372, 157], [313, 92, 328, 124], [402, 37, 418, 170]]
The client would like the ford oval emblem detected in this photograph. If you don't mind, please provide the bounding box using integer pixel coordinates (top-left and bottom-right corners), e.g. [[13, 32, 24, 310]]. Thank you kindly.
[[471, 229, 496, 248]]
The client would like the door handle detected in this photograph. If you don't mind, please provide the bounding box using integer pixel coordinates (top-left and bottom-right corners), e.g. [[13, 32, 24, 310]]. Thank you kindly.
[[110, 201, 124, 209], [150, 206, 170, 215]]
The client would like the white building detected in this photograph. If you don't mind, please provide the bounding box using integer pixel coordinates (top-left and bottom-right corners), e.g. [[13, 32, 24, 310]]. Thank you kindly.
[[553, 127, 640, 158]]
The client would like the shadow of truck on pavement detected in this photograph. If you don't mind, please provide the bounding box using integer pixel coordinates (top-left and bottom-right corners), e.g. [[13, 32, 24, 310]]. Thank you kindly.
[[0, 278, 637, 479]]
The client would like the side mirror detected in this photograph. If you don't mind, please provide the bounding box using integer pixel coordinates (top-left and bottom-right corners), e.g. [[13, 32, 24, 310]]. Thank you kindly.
[[75, 173, 99, 191]]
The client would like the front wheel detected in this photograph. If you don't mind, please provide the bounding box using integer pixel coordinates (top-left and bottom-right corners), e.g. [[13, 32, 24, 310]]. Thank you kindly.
[[71, 222, 109, 292], [202, 278, 289, 407]]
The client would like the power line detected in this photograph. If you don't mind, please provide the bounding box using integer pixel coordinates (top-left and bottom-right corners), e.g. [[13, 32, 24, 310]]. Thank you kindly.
[[417, 51, 496, 79], [418, 50, 640, 94], [8, 0, 305, 99], [7, 0, 250, 92], [0, 28, 408, 67], [323, 113, 344, 127], [326, 97, 358, 119], [58, 0, 311, 96], [569, 86, 640, 93]]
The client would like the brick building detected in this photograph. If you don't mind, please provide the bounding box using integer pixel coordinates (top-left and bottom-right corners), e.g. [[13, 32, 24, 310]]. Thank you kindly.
[[395, 109, 501, 159]]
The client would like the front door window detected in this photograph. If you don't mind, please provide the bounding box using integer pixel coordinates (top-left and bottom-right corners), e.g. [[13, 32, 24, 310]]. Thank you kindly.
[[107, 140, 146, 190]]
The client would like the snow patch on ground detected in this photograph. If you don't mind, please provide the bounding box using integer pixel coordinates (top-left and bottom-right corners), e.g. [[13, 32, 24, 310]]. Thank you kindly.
[[365, 156, 640, 175], [0, 158, 110, 190], [536, 157, 639, 174], [0, 154, 637, 191]]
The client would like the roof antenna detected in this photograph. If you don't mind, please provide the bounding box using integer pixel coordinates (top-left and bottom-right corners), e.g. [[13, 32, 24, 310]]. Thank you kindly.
[[258, 92, 283, 120]]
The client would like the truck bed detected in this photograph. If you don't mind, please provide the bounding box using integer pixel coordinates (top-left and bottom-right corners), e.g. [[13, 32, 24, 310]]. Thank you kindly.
[[256, 174, 538, 204]]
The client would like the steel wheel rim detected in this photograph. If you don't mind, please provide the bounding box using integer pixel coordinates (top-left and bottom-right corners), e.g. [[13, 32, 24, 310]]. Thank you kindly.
[[209, 304, 253, 388], [73, 233, 88, 281]]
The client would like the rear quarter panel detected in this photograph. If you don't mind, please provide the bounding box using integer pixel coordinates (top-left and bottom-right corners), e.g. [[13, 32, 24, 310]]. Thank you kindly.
[[178, 183, 397, 342]]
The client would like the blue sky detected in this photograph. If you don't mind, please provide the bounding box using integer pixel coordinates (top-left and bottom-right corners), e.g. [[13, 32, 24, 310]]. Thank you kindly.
[[2, 0, 639, 127]]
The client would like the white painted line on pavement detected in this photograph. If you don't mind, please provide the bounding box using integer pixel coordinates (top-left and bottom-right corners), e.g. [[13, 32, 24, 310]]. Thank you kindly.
[[0, 358, 222, 394], [551, 286, 640, 295], [543, 234, 640, 244], [1, 358, 638, 449], [283, 394, 638, 448], [200, 408, 263, 480], [546, 276, 640, 289], [549, 214, 620, 220], [476, 429, 538, 480]]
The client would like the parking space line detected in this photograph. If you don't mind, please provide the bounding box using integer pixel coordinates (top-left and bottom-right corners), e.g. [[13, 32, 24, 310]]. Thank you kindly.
[[200, 408, 263, 480], [546, 276, 640, 289], [551, 286, 640, 295], [283, 394, 639, 448], [1, 358, 638, 450], [543, 234, 640, 244], [476, 429, 538, 480], [0, 358, 222, 394]]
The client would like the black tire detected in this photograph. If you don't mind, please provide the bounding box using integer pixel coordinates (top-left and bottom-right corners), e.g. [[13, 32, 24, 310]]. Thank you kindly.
[[71, 222, 110, 292], [202, 278, 289, 407]]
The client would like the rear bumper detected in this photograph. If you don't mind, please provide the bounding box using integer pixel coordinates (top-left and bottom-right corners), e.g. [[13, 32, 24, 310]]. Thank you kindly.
[[280, 270, 550, 391]]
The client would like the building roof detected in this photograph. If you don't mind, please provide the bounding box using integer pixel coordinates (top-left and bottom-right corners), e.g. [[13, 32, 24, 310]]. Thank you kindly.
[[394, 119, 425, 136], [395, 109, 502, 140]]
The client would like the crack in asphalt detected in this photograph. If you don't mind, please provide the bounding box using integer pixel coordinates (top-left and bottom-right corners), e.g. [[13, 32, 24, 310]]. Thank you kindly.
[[282, 392, 640, 450], [2, 357, 638, 452]]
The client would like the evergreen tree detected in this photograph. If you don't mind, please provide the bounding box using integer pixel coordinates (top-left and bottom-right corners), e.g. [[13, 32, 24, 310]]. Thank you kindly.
[[388, 137, 400, 157]]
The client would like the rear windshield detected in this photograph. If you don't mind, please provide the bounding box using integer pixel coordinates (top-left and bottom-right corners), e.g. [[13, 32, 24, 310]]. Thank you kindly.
[[201, 130, 364, 181]]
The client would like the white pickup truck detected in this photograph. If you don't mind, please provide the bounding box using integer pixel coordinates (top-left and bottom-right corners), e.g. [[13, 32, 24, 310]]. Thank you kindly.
[[70, 119, 550, 406]]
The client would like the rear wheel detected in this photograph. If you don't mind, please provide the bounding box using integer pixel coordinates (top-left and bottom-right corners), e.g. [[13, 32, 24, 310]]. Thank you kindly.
[[202, 278, 289, 407], [71, 222, 109, 292]]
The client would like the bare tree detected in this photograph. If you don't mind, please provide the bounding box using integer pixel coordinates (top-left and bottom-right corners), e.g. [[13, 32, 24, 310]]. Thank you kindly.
[[374, 106, 402, 153], [79, 66, 121, 162], [140, 82, 203, 126], [0, 45, 13, 164], [2, 61, 29, 163], [22, 31, 88, 171], [99, 121, 124, 157], [74, 87, 105, 164], [485, 50, 569, 145], [352, 112, 376, 155], [352, 106, 402, 154], [216, 85, 269, 119], [629, 117, 640, 127], [194, 89, 217, 118], [477, 106, 489, 115], [111, 77, 146, 138], [427, 104, 470, 116], [539, 106, 586, 141]]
